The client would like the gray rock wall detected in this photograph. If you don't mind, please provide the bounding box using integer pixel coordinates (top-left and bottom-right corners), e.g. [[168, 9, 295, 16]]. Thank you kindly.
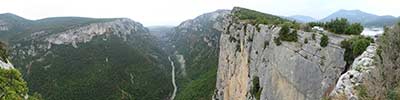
[[214, 14, 348, 100]]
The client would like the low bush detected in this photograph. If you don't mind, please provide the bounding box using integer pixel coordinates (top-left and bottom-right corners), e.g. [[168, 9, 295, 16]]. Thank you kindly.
[[278, 23, 298, 42], [304, 38, 308, 44], [274, 37, 281, 46], [251, 77, 262, 100], [340, 36, 373, 66], [320, 34, 329, 47], [312, 33, 316, 40]]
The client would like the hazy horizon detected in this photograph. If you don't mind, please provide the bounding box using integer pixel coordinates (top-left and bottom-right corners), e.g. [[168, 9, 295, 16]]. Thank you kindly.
[[1, 0, 399, 26]]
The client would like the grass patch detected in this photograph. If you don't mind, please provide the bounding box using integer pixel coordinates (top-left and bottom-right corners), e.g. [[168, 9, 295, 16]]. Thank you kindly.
[[251, 76, 262, 100]]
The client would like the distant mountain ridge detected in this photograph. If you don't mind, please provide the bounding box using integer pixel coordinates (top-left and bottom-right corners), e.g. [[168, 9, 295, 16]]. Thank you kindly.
[[320, 9, 378, 23], [320, 9, 399, 27], [287, 9, 399, 27], [287, 15, 316, 23]]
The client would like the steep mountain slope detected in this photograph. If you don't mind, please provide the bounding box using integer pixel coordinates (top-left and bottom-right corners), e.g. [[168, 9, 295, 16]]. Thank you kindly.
[[287, 15, 316, 23], [320, 9, 398, 27], [214, 7, 349, 100], [165, 10, 230, 100], [1, 14, 173, 100]]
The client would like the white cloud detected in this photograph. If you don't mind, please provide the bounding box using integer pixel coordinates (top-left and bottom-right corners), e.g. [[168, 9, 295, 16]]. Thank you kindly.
[[0, 0, 399, 26]]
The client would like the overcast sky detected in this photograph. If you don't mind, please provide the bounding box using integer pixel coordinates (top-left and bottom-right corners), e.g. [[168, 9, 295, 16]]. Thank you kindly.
[[0, 0, 399, 26]]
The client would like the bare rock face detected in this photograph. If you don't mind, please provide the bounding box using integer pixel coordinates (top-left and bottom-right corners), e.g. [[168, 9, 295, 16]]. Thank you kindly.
[[330, 44, 377, 100], [46, 19, 144, 46], [11, 18, 147, 58], [214, 12, 348, 100], [0, 20, 9, 31], [0, 59, 14, 69]]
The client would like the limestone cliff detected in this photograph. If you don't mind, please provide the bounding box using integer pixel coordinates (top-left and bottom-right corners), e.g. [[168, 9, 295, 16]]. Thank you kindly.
[[214, 8, 349, 100]]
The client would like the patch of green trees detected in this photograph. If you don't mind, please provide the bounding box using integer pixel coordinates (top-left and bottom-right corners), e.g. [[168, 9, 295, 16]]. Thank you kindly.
[[277, 23, 298, 42], [234, 7, 299, 28], [340, 36, 374, 65], [308, 18, 364, 35]]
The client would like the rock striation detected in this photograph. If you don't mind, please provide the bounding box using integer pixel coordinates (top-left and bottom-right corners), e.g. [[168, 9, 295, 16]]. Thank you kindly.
[[214, 9, 349, 100]]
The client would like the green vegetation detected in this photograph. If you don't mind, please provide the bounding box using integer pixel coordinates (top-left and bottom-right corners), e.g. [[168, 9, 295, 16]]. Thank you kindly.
[[174, 66, 217, 100], [278, 23, 298, 42], [325, 18, 349, 34], [171, 19, 220, 100], [233, 7, 297, 27], [355, 85, 372, 100], [340, 36, 373, 66], [377, 23, 400, 100], [387, 85, 400, 100], [1, 15, 174, 100], [251, 77, 262, 100], [0, 68, 42, 100], [308, 18, 364, 35], [12, 34, 172, 100], [345, 23, 364, 35], [304, 38, 308, 44], [320, 34, 329, 47], [273, 22, 299, 46], [0, 42, 42, 100], [312, 33, 316, 40], [0, 68, 28, 100]]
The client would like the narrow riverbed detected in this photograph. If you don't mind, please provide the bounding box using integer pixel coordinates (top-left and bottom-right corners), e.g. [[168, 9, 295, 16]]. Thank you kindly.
[[168, 56, 177, 100]]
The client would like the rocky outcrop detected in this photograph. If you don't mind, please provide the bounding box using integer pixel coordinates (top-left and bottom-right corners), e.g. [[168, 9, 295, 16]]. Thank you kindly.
[[0, 59, 14, 69], [45, 19, 146, 47], [214, 10, 349, 100], [330, 44, 377, 99], [10, 18, 149, 63], [0, 20, 9, 31]]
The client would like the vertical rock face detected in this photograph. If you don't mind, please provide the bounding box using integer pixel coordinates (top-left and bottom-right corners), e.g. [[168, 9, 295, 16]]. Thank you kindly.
[[214, 11, 348, 100]]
